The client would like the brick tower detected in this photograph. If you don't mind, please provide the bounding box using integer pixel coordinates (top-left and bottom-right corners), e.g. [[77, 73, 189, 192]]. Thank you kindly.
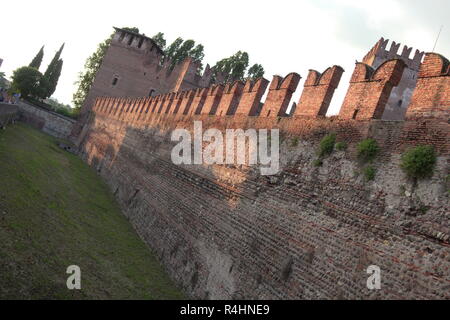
[[362, 38, 425, 120], [80, 27, 217, 118]]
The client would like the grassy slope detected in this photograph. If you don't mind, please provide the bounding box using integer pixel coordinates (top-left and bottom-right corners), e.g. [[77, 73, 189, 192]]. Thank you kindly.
[[0, 123, 184, 299]]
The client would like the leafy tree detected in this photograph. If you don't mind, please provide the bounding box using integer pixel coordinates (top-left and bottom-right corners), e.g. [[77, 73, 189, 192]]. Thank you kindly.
[[164, 37, 183, 61], [29, 46, 45, 70], [214, 51, 265, 82], [247, 63, 265, 80], [46, 97, 72, 110], [151, 34, 205, 71], [73, 27, 139, 110], [190, 44, 205, 62], [44, 59, 63, 98], [73, 27, 263, 110], [123, 27, 139, 34], [11, 66, 43, 97], [40, 43, 64, 99], [151, 32, 166, 50], [0, 72, 8, 89], [172, 39, 195, 66]]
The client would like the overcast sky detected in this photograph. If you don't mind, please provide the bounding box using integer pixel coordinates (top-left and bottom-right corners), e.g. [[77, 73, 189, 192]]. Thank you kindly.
[[1, 0, 448, 114]]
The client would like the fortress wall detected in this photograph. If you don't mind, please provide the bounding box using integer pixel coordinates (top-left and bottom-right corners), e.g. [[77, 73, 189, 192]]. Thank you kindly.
[[406, 53, 450, 119], [80, 93, 449, 300], [77, 50, 450, 299], [15, 101, 75, 139], [362, 38, 425, 121], [339, 60, 406, 120], [295, 66, 344, 118]]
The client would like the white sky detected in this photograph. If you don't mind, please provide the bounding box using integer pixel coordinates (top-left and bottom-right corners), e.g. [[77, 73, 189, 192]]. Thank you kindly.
[[1, 0, 448, 115]]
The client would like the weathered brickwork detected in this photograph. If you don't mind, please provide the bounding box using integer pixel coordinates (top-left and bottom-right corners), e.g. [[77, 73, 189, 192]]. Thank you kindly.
[[339, 59, 406, 120], [80, 28, 219, 118], [74, 39, 450, 300], [16, 101, 75, 139], [235, 78, 269, 116], [295, 66, 344, 118], [80, 102, 449, 299], [362, 38, 425, 121], [406, 53, 450, 119], [260, 73, 301, 117], [215, 82, 244, 116], [201, 85, 225, 115]]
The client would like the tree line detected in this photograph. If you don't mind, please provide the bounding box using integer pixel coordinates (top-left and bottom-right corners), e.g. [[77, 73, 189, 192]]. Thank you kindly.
[[10, 44, 65, 99], [73, 28, 265, 111]]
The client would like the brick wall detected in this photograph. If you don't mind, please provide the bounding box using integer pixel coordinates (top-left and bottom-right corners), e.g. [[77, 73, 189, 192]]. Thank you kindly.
[[362, 38, 424, 120], [78, 89, 450, 299], [295, 66, 344, 118], [74, 49, 450, 299], [260, 73, 301, 117], [79, 29, 216, 118], [339, 59, 406, 120], [16, 101, 75, 139], [406, 53, 450, 119]]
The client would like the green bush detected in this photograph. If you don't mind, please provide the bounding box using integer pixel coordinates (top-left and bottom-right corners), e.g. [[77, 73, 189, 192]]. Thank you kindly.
[[335, 142, 347, 151], [357, 138, 379, 162], [313, 159, 323, 167], [363, 165, 376, 181], [400, 145, 437, 179], [318, 133, 336, 157]]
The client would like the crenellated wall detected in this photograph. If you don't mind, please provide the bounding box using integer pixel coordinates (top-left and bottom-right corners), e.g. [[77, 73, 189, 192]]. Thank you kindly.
[[339, 59, 406, 120], [362, 38, 425, 120], [406, 53, 450, 119], [260, 73, 301, 117], [295, 66, 344, 118], [79, 27, 223, 120], [75, 47, 450, 300]]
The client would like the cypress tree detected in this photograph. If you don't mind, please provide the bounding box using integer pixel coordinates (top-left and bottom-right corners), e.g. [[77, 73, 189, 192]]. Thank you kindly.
[[29, 46, 45, 70], [41, 43, 64, 98], [46, 59, 63, 98]]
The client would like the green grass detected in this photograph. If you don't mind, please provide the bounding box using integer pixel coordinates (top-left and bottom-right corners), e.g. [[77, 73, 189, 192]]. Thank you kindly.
[[0, 123, 185, 300]]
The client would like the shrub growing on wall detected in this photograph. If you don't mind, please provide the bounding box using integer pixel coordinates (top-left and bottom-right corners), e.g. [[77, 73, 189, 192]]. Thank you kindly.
[[400, 145, 437, 179], [363, 165, 376, 181], [318, 133, 336, 157], [335, 142, 347, 151], [357, 138, 379, 163]]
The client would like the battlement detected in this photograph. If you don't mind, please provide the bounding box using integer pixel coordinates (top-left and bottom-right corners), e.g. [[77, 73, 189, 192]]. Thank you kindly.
[[406, 53, 450, 119], [79, 28, 224, 118], [112, 27, 165, 56], [111, 28, 223, 93], [363, 37, 425, 71], [295, 66, 344, 118], [78, 36, 449, 152], [76, 35, 450, 301], [92, 50, 449, 126], [339, 59, 406, 120]]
